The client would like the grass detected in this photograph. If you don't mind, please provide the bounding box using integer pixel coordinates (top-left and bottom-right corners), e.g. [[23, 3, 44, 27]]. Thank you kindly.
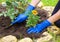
[[0, 0, 58, 6], [42, 0, 58, 6], [0, 0, 6, 3], [47, 27, 60, 42]]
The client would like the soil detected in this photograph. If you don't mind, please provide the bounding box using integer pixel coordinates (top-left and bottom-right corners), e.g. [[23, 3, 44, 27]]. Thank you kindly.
[[0, 7, 48, 39], [35, 8, 48, 21], [0, 16, 46, 39]]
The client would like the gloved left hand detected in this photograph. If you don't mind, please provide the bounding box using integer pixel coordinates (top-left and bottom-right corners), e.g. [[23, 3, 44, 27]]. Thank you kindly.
[[27, 20, 52, 34], [11, 5, 35, 25]]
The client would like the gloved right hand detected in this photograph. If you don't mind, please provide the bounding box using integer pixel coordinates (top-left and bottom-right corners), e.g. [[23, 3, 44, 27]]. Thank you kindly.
[[11, 4, 35, 25], [27, 20, 52, 34]]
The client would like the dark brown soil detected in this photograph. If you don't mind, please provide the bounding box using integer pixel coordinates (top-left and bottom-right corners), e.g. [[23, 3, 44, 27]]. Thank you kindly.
[[35, 8, 48, 21], [0, 16, 46, 39]]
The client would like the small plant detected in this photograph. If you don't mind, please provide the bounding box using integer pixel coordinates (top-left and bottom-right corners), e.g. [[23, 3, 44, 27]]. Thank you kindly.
[[16, 0, 30, 13], [0, 8, 19, 22], [0, 0, 31, 22], [5, 0, 30, 13], [26, 10, 40, 27], [6, 0, 19, 8], [6, 8, 19, 21]]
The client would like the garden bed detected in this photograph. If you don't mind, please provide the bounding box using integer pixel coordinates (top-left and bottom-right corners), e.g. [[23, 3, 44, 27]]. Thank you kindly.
[[0, 1, 60, 42], [0, 4, 49, 39], [0, 15, 42, 39]]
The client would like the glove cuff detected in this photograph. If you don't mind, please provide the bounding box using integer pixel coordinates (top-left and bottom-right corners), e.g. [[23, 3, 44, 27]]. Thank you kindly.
[[26, 4, 35, 11], [38, 20, 52, 29], [43, 20, 52, 27], [37, 20, 52, 33], [24, 4, 35, 15]]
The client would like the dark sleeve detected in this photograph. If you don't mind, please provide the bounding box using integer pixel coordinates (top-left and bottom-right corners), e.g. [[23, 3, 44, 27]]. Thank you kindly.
[[52, 0, 60, 15], [52, 0, 60, 28]]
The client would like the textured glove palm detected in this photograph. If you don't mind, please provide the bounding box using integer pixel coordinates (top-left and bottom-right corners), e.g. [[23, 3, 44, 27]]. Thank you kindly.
[[27, 20, 51, 34]]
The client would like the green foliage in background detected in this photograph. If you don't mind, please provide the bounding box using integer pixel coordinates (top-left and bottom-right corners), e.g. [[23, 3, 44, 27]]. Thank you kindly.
[[0, 8, 19, 21], [0, 0, 31, 3], [42, 0, 58, 6], [0, 0, 30, 22], [0, 0, 58, 6], [26, 12, 40, 27], [5, 0, 29, 13], [0, 0, 30, 13]]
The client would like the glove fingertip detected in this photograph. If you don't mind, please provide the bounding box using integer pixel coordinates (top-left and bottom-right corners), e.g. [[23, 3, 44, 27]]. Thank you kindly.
[[36, 31, 39, 34], [27, 29, 31, 32], [27, 27, 33, 32], [14, 17, 17, 20], [27, 30, 33, 34]]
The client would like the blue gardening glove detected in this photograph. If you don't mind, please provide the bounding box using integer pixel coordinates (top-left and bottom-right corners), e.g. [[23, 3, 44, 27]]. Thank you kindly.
[[27, 20, 52, 34], [11, 5, 35, 25]]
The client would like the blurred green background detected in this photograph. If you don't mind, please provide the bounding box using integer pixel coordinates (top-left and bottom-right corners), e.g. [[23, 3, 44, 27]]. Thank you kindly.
[[42, 0, 58, 6], [0, 0, 58, 6]]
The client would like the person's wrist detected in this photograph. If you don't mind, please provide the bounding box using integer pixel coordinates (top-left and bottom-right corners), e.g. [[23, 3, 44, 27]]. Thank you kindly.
[[57, 10, 60, 16], [29, 4, 36, 7], [26, 4, 35, 11], [47, 10, 60, 24], [30, 0, 40, 7]]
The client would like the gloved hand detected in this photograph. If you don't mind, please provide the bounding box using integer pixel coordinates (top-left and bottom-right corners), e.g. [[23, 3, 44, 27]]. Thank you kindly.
[[11, 4, 35, 25], [27, 20, 52, 34]]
